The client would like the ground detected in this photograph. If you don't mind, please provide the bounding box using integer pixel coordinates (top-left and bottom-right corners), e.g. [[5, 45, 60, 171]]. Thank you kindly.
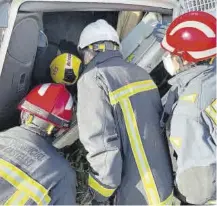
[[60, 140, 90, 204]]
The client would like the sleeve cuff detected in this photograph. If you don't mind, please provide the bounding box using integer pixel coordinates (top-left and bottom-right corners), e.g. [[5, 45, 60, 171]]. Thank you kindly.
[[88, 174, 116, 198]]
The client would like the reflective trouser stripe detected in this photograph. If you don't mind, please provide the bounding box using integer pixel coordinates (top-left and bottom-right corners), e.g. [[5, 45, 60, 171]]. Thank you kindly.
[[88, 175, 116, 197], [120, 98, 160, 204], [0, 159, 51, 205], [4, 190, 29, 205], [109, 80, 157, 105]]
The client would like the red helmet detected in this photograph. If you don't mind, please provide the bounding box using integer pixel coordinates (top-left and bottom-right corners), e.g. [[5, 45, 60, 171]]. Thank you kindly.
[[18, 83, 73, 128], [161, 11, 216, 62]]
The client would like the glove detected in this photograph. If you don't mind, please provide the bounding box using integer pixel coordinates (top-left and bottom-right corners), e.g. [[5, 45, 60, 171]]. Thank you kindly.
[[152, 22, 170, 43], [81, 188, 110, 205], [81, 188, 95, 205]]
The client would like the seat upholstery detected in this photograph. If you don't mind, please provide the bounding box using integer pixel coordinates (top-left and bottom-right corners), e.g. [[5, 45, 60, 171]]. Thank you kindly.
[[0, 13, 42, 130]]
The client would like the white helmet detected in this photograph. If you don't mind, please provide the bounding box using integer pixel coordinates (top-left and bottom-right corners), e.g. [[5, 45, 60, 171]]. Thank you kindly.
[[78, 19, 120, 50]]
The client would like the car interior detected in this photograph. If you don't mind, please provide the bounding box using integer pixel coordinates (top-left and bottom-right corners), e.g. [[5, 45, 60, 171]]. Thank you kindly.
[[0, 1, 173, 148]]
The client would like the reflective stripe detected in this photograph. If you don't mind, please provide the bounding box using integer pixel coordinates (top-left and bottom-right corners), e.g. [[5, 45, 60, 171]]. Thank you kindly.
[[211, 99, 217, 112], [170, 21, 215, 38], [169, 137, 182, 149], [109, 80, 157, 105], [65, 95, 73, 110], [206, 200, 217, 205], [179, 94, 198, 103], [209, 57, 215, 65], [89, 44, 106, 52], [88, 175, 115, 197], [21, 100, 70, 128], [127, 54, 135, 62], [0, 159, 51, 205], [109, 80, 160, 204], [4, 190, 29, 205], [160, 192, 174, 205], [89, 43, 119, 52], [120, 98, 160, 204], [205, 104, 217, 125], [38, 83, 51, 96]]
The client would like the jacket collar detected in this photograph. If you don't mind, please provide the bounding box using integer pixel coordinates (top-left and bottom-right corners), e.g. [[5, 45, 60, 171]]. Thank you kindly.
[[168, 64, 215, 88], [86, 50, 122, 69]]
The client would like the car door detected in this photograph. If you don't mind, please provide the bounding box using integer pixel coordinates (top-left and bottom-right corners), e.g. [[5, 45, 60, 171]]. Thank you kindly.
[[0, 0, 42, 130]]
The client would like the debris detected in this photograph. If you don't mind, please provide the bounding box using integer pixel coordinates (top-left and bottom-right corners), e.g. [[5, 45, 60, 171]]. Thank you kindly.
[[59, 140, 90, 204]]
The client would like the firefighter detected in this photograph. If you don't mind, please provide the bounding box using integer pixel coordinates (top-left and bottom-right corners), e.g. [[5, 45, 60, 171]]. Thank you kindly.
[[0, 83, 77, 205], [49, 53, 82, 147], [154, 11, 216, 204], [76, 19, 173, 205], [50, 52, 82, 98]]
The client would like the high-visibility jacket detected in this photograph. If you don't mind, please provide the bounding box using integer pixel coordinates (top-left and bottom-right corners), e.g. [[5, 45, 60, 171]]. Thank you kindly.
[[0, 126, 76, 205], [77, 50, 173, 205], [162, 64, 216, 204]]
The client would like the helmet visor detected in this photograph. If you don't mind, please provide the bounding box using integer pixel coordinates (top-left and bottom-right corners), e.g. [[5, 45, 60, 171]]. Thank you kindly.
[[162, 52, 182, 76]]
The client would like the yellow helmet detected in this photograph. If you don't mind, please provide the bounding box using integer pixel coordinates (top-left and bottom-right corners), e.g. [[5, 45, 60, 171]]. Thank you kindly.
[[50, 53, 82, 85]]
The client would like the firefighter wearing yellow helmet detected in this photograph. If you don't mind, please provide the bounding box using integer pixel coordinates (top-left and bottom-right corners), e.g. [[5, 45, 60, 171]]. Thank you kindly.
[[50, 53, 82, 85]]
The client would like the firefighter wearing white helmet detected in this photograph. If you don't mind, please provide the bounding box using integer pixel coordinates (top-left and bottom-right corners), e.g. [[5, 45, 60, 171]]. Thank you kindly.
[[77, 19, 173, 205], [154, 11, 216, 204], [0, 83, 77, 205]]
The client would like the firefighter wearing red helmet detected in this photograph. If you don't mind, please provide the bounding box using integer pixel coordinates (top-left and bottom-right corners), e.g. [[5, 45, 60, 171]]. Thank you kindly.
[[155, 11, 216, 204], [0, 83, 76, 205]]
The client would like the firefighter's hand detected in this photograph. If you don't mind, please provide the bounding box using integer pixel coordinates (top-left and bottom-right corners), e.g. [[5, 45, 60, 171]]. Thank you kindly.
[[81, 188, 109, 205], [81, 188, 95, 205], [153, 22, 170, 43]]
